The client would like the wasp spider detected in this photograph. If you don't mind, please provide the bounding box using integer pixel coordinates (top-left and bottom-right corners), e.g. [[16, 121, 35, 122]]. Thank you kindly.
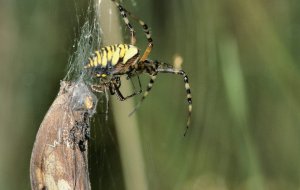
[[84, 0, 192, 135]]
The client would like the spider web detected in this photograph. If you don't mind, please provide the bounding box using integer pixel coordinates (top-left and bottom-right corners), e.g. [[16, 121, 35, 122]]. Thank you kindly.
[[61, 0, 126, 189], [42, 0, 157, 189]]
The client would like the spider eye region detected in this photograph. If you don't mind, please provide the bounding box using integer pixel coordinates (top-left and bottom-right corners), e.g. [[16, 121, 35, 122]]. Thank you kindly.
[[96, 73, 107, 78], [94, 66, 112, 78]]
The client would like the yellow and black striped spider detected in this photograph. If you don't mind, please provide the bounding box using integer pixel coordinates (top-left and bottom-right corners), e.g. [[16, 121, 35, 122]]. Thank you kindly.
[[84, 0, 192, 135]]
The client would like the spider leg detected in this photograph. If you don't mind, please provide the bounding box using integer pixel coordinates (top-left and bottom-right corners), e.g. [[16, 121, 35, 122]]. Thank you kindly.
[[127, 71, 142, 93], [109, 77, 124, 101], [114, 76, 121, 88], [124, 11, 153, 62], [123, 73, 143, 99], [108, 83, 116, 95], [113, 83, 141, 101], [111, 0, 153, 60], [113, 85, 126, 101], [129, 60, 159, 115], [155, 64, 192, 136], [91, 84, 105, 92], [111, 0, 136, 45], [129, 74, 157, 116], [111, 75, 142, 101]]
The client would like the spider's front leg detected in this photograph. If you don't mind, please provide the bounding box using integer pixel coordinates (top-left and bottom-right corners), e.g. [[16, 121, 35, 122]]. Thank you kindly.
[[91, 84, 106, 93], [109, 77, 124, 101], [111, 0, 153, 60], [110, 76, 142, 101], [126, 71, 143, 95]]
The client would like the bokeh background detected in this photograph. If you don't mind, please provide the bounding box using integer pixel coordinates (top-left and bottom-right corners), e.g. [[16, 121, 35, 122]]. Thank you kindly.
[[1, 0, 300, 189]]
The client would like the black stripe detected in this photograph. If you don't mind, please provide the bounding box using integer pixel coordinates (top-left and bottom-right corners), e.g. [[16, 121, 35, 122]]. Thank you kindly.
[[128, 23, 133, 30], [119, 57, 124, 63], [143, 24, 148, 30], [118, 5, 124, 11], [107, 46, 112, 69], [186, 89, 191, 94], [187, 98, 192, 104], [111, 45, 115, 52], [184, 76, 188, 82], [104, 47, 109, 54]]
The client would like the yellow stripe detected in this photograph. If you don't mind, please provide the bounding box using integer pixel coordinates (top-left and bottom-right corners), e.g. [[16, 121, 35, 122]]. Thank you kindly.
[[119, 44, 126, 58], [93, 56, 98, 66], [107, 46, 113, 62], [101, 49, 107, 67], [95, 51, 101, 65], [112, 46, 120, 65]]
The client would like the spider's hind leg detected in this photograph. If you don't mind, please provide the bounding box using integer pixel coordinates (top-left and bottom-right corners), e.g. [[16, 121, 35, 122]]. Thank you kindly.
[[156, 65, 192, 136]]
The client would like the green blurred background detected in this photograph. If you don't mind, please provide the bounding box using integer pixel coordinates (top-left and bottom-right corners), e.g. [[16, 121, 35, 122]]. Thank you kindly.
[[1, 0, 300, 189]]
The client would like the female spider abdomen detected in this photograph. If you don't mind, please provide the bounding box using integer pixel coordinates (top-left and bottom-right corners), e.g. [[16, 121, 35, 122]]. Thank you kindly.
[[84, 44, 139, 73]]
